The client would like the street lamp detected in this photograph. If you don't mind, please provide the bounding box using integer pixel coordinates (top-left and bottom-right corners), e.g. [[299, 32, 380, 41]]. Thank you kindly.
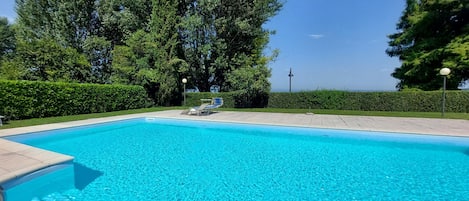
[[439, 68, 451, 117], [182, 78, 187, 106]]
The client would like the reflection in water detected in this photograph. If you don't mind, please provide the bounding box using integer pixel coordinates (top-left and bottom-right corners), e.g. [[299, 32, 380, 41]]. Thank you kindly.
[[74, 162, 103, 190]]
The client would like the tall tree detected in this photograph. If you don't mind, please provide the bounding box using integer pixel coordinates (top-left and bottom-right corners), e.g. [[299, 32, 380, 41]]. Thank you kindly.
[[97, 0, 153, 46], [14, 0, 99, 82], [4, 37, 90, 82], [10, 0, 282, 105], [15, 0, 57, 40], [180, 0, 282, 93], [179, 0, 218, 92], [0, 17, 20, 80], [16, 0, 100, 50], [0, 17, 15, 61], [112, 0, 187, 105], [83, 36, 113, 83], [387, 0, 469, 90], [14, 0, 153, 84], [215, 0, 281, 93], [147, 0, 188, 105]]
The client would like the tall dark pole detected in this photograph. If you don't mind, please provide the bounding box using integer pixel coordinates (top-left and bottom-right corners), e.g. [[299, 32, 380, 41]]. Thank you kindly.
[[182, 78, 187, 106], [288, 68, 294, 93], [442, 76, 447, 117], [439, 68, 450, 117]]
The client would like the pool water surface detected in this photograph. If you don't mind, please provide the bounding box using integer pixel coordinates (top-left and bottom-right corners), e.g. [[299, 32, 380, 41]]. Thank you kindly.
[[4, 118, 469, 200]]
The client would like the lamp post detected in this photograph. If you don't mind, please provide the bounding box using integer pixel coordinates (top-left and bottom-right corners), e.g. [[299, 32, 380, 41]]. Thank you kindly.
[[288, 68, 294, 93], [182, 78, 187, 106], [439, 68, 451, 117]]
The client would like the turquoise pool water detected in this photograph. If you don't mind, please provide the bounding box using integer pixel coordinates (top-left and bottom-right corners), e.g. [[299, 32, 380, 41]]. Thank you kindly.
[[4, 118, 469, 200]]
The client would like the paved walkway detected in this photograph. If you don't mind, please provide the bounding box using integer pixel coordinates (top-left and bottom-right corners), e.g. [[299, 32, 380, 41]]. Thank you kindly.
[[1, 110, 469, 189], [2, 110, 469, 137]]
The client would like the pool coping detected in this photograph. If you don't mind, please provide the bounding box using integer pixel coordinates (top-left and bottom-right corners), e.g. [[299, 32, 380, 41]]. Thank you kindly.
[[1, 110, 469, 189], [0, 139, 73, 186]]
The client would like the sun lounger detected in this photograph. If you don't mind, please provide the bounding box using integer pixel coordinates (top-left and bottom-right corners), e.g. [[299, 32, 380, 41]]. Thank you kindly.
[[204, 97, 223, 114], [181, 103, 209, 116], [181, 97, 223, 116]]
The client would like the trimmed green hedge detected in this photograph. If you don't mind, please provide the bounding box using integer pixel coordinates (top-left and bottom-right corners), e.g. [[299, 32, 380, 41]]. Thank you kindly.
[[0, 80, 150, 119], [186, 90, 469, 112], [3, 81, 466, 120], [268, 91, 469, 112]]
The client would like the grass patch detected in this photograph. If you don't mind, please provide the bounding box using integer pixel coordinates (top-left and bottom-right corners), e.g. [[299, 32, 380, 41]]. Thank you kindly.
[[0, 107, 182, 129], [2, 107, 468, 129], [221, 108, 469, 120]]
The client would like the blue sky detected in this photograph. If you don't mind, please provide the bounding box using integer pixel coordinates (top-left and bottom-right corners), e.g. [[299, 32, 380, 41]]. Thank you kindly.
[[1, 0, 15, 22], [265, 0, 405, 91], [0, 0, 405, 91]]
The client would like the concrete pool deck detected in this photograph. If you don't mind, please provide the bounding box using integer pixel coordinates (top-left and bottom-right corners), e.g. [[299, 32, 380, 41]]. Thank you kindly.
[[1, 110, 469, 186]]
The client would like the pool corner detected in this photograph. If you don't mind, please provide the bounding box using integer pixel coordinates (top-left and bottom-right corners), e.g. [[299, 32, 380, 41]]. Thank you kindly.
[[0, 139, 74, 194]]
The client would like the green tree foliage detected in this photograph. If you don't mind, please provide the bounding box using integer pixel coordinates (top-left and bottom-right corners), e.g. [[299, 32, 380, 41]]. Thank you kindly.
[[16, 0, 99, 50], [387, 0, 469, 90], [179, 0, 218, 92], [0, 17, 17, 79], [112, 0, 187, 105], [13, 0, 97, 81], [83, 36, 113, 83], [147, 0, 188, 105], [98, 0, 153, 46], [4, 37, 90, 82], [215, 0, 281, 92], [14, 0, 152, 83], [180, 0, 282, 93], [15, 0, 56, 40], [7, 0, 282, 106], [112, 0, 280, 105], [0, 17, 15, 60]]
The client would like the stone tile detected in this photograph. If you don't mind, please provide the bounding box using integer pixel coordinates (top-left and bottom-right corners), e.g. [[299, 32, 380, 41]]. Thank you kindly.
[[1, 144, 29, 153], [0, 148, 10, 155], [0, 167, 8, 175], [17, 148, 73, 163], [0, 153, 40, 172]]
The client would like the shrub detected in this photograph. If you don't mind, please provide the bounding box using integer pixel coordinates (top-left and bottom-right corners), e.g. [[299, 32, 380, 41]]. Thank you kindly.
[[0, 80, 150, 119], [267, 90, 469, 113]]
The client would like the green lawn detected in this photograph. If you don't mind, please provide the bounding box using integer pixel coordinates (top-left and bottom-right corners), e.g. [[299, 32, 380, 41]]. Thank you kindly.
[[0, 107, 182, 129], [1, 107, 468, 129], [223, 108, 469, 120]]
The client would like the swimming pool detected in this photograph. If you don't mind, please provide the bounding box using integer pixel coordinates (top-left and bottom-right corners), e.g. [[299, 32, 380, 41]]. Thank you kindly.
[[3, 117, 469, 200]]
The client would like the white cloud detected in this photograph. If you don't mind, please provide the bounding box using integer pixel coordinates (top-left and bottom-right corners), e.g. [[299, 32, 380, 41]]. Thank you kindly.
[[309, 34, 325, 39]]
